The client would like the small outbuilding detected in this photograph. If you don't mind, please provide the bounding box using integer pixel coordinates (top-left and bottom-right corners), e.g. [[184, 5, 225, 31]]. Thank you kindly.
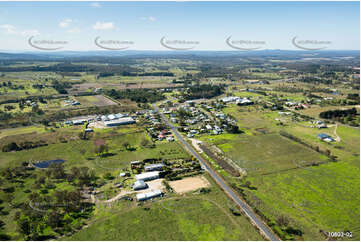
[[133, 180, 148, 190], [317, 133, 335, 142]]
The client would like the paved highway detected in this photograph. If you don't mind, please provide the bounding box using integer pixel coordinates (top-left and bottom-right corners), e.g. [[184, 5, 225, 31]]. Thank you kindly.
[[153, 104, 280, 241]]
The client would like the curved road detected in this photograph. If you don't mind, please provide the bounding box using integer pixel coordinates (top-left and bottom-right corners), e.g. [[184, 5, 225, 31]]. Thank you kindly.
[[153, 104, 279, 241]]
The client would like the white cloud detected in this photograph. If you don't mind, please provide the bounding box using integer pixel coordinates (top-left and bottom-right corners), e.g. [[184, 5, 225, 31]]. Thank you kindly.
[[148, 16, 157, 22], [140, 16, 157, 22], [92, 21, 115, 30], [21, 29, 40, 36], [0, 24, 16, 34], [59, 19, 72, 28], [67, 27, 81, 34], [0, 24, 39, 36], [90, 2, 101, 8]]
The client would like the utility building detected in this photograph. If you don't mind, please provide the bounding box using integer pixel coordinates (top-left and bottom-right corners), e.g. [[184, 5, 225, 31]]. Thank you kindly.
[[135, 171, 160, 181], [144, 163, 164, 172], [136, 190, 162, 201]]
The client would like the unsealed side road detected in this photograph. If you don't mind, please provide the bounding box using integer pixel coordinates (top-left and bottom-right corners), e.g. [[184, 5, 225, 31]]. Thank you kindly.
[[152, 103, 280, 241]]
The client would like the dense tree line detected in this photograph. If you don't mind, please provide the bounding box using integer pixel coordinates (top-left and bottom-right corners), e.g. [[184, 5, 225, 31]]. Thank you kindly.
[[319, 108, 359, 126], [106, 88, 165, 103], [347, 93, 360, 103], [2, 141, 48, 152], [0, 111, 11, 121], [183, 84, 225, 100], [124, 71, 174, 77], [298, 76, 332, 85], [319, 108, 358, 119]]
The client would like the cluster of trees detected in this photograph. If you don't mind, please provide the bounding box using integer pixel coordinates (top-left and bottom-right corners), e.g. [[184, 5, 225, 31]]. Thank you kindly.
[[2, 140, 48, 152], [32, 84, 45, 90], [274, 85, 304, 93], [0, 111, 12, 121], [283, 63, 321, 73], [52, 80, 72, 94], [347, 93, 360, 104], [0, 161, 96, 240], [15, 189, 93, 240], [183, 84, 225, 100], [225, 124, 242, 134], [106, 88, 165, 103], [298, 76, 332, 85], [320, 107, 357, 118], [161, 160, 202, 181], [321, 98, 359, 106], [121, 71, 174, 77], [68, 166, 96, 187], [320, 108, 359, 126], [0, 81, 25, 90]]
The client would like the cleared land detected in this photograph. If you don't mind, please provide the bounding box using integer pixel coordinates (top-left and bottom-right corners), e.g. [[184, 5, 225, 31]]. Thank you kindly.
[[75, 95, 118, 107], [169, 176, 210, 194], [202, 133, 328, 176]]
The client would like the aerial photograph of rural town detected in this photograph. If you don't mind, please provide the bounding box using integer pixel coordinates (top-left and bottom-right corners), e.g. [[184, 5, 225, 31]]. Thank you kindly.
[[0, 1, 359, 241]]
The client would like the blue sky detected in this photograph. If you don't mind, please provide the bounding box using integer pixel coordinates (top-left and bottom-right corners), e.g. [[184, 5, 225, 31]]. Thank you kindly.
[[0, 1, 359, 51]]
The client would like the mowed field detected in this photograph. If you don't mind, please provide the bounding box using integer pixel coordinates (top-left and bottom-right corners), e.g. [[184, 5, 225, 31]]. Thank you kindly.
[[205, 103, 360, 240], [203, 133, 328, 176], [66, 174, 264, 241]]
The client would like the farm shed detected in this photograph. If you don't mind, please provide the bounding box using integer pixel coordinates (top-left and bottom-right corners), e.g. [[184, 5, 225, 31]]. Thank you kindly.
[[133, 180, 148, 190], [135, 171, 160, 181], [136, 190, 162, 201], [237, 98, 254, 106], [317, 133, 335, 142], [104, 117, 135, 127], [72, 119, 87, 125], [221, 96, 240, 103], [107, 114, 116, 120], [144, 163, 164, 172]]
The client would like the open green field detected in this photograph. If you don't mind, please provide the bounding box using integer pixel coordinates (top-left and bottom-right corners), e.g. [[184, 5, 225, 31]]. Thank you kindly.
[[202, 103, 360, 240], [202, 133, 328, 176], [245, 158, 359, 240], [66, 174, 264, 241], [0, 125, 47, 139], [223, 104, 283, 134]]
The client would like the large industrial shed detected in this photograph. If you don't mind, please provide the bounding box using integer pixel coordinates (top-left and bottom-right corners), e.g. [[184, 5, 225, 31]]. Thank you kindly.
[[135, 171, 160, 181], [104, 117, 135, 127], [136, 190, 162, 201]]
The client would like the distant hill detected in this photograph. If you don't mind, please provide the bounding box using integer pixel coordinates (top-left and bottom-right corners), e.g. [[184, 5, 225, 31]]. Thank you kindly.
[[0, 50, 359, 61]]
